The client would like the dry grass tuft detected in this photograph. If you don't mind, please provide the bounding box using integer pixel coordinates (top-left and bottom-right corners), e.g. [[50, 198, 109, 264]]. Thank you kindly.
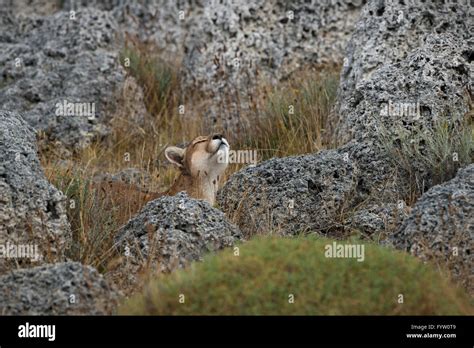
[[380, 113, 473, 205]]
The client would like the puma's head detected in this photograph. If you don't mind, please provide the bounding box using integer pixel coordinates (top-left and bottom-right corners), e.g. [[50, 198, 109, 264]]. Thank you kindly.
[[164, 134, 230, 204]]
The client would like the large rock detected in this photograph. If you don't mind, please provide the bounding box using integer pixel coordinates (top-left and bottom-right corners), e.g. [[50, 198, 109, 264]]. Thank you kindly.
[[0, 111, 70, 274], [0, 262, 119, 315], [330, 0, 473, 197], [112, 192, 241, 290], [218, 140, 401, 237], [63, 0, 205, 57], [388, 164, 473, 292], [347, 203, 410, 238], [218, 149, 358, 237], [332, 0, 473, 143], [0, 7, 147, 150], [334, 32, 473, 145]]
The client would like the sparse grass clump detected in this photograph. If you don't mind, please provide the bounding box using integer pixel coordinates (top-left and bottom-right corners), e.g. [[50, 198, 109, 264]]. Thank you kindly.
[[242, 67, 340, 160], [119, 40, 179, 120], [118, 236, 472, 315], [46, 167, 143, 272]]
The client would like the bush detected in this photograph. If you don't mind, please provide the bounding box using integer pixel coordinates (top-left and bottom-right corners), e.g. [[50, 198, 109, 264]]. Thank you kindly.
[[118, 236, 472, 315]]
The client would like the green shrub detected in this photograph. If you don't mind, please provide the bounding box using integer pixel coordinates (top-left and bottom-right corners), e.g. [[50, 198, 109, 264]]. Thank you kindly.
[[118, 236, 472, 315]]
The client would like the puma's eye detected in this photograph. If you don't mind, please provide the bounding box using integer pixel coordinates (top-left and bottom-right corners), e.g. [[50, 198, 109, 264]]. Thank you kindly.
[[192, 140, 205, 147]]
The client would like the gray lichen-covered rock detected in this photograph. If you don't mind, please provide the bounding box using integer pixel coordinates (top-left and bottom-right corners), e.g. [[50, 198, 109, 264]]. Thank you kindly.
[[334, 32, 473, 145], [388, 164, 474, 291], [218, 149, 358, 237], [63, 0, 205, 57], [218, 142, 400, 237], [0, 111, 71, 274], [0, 262, 119, 315], [112, 192, 241, 289], [347, 203, 409, 238], [332, 0, 473, 143], [0, 7, 146, 150]]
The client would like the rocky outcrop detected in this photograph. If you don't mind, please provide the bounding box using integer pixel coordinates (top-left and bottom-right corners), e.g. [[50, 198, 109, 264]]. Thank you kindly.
[[388, 165, 473, 291], [0, 7, 147, 150], [218, 140, 403, 237], [0, 262, 119, 315], [219, 148, 359, 237], [0, 111, 70, 274], [63, 0, 204, 57], [112, 192, 241, 289], [334, 32, 473, 145]]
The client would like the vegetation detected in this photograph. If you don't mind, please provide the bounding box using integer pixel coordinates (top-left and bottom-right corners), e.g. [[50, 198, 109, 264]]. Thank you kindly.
[[242, 67, 340, 160], [380, 115, 473, 204], [118, 236, 473, 315]]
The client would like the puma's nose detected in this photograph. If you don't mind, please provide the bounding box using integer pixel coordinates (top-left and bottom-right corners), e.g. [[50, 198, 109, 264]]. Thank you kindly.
[[212, 134, 223, 140]]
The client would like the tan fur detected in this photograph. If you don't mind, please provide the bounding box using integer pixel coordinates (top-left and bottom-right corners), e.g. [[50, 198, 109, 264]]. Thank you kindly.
[[95, 134, 229, 212], [152, 133, 230, 205]]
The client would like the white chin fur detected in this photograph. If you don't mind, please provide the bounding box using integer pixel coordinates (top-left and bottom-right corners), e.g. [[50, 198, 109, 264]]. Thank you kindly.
[[210, 138, 229, 152], [215, 143, 229, 166]]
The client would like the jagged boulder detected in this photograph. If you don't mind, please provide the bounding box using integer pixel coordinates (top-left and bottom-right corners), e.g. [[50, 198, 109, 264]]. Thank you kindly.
[[329, 1, 473, 201], [334, 32, 473, 146], [332, 0, 472, 143], [111, 192, 241, 291], [347, 203, 410, 238], [0, 262, 119, 315], [0, 7, 147, 150], [218, 140, 404, 237], [63, 0, 205, 57], [218, 149, 358, 237], [0, 111, 70, 274], [388, 164, 474, 292], [2, 0, 61, 15]]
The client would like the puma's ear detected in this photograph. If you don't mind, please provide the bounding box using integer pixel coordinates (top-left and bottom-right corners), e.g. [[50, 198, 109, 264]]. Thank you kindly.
[[165, 146, 185, 168]]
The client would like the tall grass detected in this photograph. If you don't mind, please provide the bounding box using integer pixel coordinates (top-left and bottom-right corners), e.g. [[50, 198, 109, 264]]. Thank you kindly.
[[242, 67, 340, 160]]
